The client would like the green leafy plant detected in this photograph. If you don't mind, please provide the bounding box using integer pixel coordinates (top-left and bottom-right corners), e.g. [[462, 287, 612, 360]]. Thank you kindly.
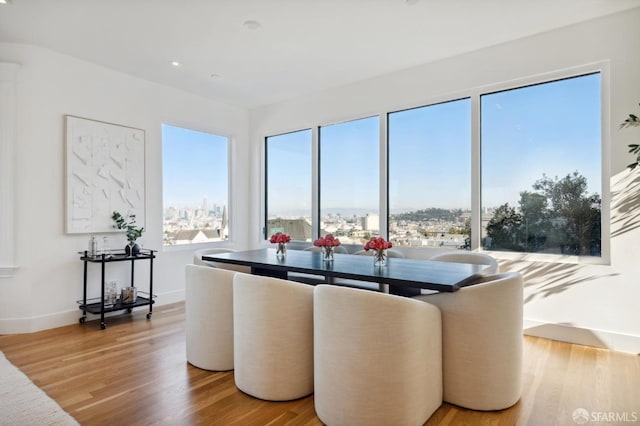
[[112, 211, 144, 243], [620, 103, 640, 170]]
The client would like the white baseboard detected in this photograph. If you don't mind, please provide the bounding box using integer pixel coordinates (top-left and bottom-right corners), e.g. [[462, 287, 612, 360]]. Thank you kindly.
[[0, 289, 186, 334], [524, 319, 640, 354]]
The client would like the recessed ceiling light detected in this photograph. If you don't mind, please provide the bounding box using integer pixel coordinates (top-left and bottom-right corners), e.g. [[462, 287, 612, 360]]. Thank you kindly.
[[243, 20, 261, 30], [170, 61, 182, 67], [0, 0, 11, 5], [210, 73, 220, 78]]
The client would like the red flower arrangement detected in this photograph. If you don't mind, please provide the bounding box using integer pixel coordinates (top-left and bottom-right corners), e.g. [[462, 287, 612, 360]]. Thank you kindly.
[[363, 237, 393, 252], [314, 233, 341, 261], [364, 237, 393, 266], [313, 233, 341, 248], [269, 232, 291, 244], [270, 232, 291, 257]]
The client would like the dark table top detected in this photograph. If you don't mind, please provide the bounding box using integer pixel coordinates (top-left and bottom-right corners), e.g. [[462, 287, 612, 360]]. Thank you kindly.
[[203, 248, 489, 292]]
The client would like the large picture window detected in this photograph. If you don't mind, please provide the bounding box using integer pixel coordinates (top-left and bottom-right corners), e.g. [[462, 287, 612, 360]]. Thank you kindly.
[[263, 69, 604, 261], [388, 99, 471, 249], [319, 116, 380, 243], [265, 129, 313, 241], [481, 73, 602, 256], [162, 124, 229, 246]]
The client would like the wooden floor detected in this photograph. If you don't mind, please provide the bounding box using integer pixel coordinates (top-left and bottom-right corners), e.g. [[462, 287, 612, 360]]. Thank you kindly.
[[0, 303, 638, 426]]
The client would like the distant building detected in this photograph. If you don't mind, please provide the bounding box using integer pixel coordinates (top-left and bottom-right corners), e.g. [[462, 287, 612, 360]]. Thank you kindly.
[[167, 228, 224, 245], [267, 218, 312, 241], [363, 213, 379, 232]]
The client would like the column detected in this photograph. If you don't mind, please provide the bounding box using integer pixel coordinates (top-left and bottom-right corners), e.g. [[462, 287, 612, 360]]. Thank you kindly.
[[0, 62, 20, 277]]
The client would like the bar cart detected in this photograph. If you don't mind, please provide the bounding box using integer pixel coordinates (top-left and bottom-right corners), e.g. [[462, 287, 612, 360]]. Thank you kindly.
[[78, 249, 156, 330]]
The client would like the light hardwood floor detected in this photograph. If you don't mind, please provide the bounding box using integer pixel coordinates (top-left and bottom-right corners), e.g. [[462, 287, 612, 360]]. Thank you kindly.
[[0, 302, 638, 425]]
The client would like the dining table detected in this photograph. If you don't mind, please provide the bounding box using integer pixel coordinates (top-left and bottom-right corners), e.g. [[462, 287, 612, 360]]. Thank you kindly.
[[202, 248, 490, 295]]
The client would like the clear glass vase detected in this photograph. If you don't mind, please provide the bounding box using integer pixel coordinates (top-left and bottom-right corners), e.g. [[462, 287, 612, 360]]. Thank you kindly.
[[373, 249, 386, 266], [323, 246, 334, 261], [276, 242, 287, 258]]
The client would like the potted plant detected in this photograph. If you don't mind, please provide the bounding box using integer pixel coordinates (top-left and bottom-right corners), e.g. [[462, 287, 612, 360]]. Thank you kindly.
[[112, 211, 144, 255], [620, 103, 640, 170]]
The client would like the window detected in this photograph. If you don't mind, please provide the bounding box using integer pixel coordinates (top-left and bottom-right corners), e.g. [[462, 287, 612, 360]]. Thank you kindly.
[[263, 68, 604, 261], [388, 99, 471, 249], [265, 129, 313, 242], [162, 124, 229, 246], [480, 73, 601, 256], [319, 116, 380, 243]]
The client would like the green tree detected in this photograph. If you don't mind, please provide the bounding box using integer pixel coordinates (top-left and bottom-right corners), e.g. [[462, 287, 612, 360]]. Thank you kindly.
[[486, 203, 522, 251], [533, 172, 601, 255], [518, 191, 549, 252], [486, 171, 601, 256]]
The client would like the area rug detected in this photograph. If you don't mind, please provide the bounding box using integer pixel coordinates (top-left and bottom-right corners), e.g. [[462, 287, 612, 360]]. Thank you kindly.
[[0, 351, 79, 426]]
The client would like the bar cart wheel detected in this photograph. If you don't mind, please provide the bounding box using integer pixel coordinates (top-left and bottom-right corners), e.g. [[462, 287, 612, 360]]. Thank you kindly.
[[126, 308, 132, 314], [100, 322, 106, 330], [146, 312, 152, 319], [79, 316, 86, 324]]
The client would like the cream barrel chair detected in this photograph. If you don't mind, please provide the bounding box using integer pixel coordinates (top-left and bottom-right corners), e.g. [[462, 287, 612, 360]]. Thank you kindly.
[[429, 251, 499, 274], [414, 272, 524, 411], [193, 248, 251, 273], [185, 264, 236, 371], [418, 251, 499, 295], [233, 273, 314, 401], [314, 285, 443, 426]]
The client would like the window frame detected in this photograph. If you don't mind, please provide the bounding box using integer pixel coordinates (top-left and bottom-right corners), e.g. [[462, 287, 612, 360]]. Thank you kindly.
[[386, 97, 473, 250], [161, 123, 233, 251], [264, 128, 314, 241], [473, 63, 610, 265], [318, 115, 382, 241]]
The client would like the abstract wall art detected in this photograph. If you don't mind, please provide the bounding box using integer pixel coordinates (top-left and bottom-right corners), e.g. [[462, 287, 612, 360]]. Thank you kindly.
[[65, 115, 145, 234]]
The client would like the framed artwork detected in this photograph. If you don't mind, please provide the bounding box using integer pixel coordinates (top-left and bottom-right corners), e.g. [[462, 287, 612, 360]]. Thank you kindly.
[[65, 115, 145, 234]]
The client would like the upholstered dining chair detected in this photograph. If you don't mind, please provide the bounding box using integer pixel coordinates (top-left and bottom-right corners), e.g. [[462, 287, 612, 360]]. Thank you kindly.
[[192, 247, 251, 273], [430, 251, 499, 274], [233, 273, 314, 401], [314, 284, 443, 425], [185, 264, 236, 371], [417, 251, 499, 295], [413, 271, 524, 411], [305, 245, 349, 254]]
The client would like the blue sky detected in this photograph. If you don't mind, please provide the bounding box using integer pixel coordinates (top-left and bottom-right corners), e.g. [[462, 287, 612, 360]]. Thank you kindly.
[[165, 72, 601, 216], [162, 124, 228, 209], [481, 73, 601, 208], [389, 98, 471, 211]]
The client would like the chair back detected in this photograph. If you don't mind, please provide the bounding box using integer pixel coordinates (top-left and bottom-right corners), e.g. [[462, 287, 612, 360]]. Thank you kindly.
[[352, 248, 404, 258], [233, 273, 314, 401], [193, 248, 250, 273], [185, 264, 236, 371], [430, 251, 498, 274], [415, 271, 523, 410], [314, 285, 442, 425], [304, 245, 348, 254]]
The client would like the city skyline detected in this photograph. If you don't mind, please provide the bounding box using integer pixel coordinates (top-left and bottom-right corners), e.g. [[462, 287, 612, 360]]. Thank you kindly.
[[162, 124, 229, 209]]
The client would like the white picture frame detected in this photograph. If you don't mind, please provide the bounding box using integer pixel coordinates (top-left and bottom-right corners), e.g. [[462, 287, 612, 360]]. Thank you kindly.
[[65, 115, 145, 234]]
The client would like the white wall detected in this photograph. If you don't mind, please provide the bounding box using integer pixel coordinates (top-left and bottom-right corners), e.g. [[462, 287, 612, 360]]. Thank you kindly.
[[0, 43, 250, 333], [250, 9, 640, 353]]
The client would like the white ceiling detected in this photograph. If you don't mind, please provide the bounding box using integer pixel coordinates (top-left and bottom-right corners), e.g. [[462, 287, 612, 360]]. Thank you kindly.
[[1, 0, 639, 108]]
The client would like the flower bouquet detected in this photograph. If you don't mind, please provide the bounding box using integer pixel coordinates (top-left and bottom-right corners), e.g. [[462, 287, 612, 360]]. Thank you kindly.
[[269, 232, 291, 257], [313, 233, 341, 261], [364, 237, 393, 266]]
